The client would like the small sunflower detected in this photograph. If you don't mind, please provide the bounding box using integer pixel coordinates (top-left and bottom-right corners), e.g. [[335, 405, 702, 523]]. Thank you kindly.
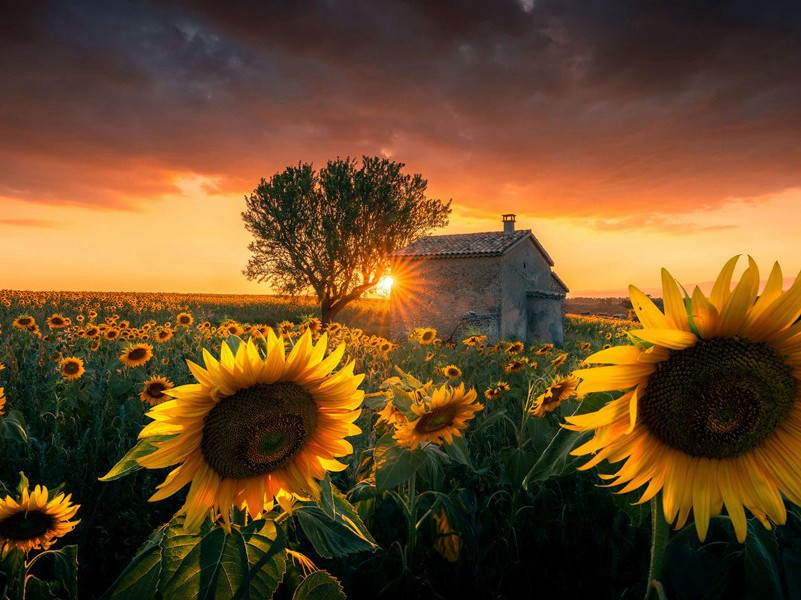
[[59, 357, 85, 381], [119, 343, 153, 368], [46, 314, 68, 329], [135, 330, 363, 531], [530, 375, 580, 417], [566, 257, 801, 542], [506, 341, 525, 354], [550, 353, 568, 368], [84, 325, 100, 338], [442, 364, 462, 379], [12, 316, 35, 329], [104, 328, 120, 340], [394, 383, 482, 448], [176, 312, 194, 327], [376, 399, 408, 427], [462, 335, 486, 347], [140, 376, 174, 406], [535, 343, 554, 356], [505, 358, 529, 374], [418, 328, 437, 345], [0, 478, 79, 553], [0, 387, 6, 416], [155, 328, 174, 343]]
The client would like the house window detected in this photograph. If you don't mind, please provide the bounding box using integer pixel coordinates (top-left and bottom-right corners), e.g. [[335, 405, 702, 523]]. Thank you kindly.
[[523, 262, 526, 269]]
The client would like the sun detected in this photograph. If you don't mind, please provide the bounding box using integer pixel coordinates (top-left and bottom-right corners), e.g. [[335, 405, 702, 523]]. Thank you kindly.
[[376, 276, 394, 296]]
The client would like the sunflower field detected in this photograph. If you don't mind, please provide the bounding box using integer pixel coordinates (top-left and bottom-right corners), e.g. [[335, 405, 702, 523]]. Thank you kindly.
[[2, 258, 801, 600]]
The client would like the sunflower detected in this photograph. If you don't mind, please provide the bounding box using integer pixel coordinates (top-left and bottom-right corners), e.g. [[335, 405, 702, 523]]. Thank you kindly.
[[433, 510, 460, 562], [176, 312, 194, 327], [550, 353, 568, 368], [135, 329, 363, 531], [12, 316, 34, 329], [59, 357, 85, 381], [376, 399, 407, 427], [462, 335, 486, 347], [0, 479, 79, 553], [418, 328, 437, 345], [535, 343, 554, 355], [277, 321, 294, 337], [325, 322, 342, 334], [394, 383, 482, 448], [104, 328, 120, 340], [506, 341, 525, 354], [46, 314, 68, 329], [140, 376, 174, 406], [566, 257, 801, 542], [0, 387, 5, 416], [155, 328, 174, 343], [442, 365, 462, 379], [484, 381, 511, 401], [119, 343, 153, 368], [530, 375, 580, 417], [505, 358, 529, 374], [84, 325, 100, 338]]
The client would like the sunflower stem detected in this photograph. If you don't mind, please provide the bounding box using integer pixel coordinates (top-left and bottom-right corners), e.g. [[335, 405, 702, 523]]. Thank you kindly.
[[645, 496, 670, 600]]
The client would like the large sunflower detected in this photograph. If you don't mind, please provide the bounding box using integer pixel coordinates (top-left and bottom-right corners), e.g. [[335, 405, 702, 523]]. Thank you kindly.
[[566, 257, 801, 542], [394, 383, 482, 448], [0, 480, 79, 553], [136, 329, 363, 530]]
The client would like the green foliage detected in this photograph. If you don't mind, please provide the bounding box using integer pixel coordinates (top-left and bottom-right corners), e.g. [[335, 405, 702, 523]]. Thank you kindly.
[[103, 515, 287, 600], [241, 156, 451, 321], [292, 571, 345, 600]]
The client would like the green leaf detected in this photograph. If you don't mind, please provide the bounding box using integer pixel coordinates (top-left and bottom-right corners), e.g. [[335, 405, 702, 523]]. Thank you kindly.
[[500, 448, 537, 487], [103, 515, 287, 600], [373, 433, 427, 491], [292, 571, 346, 600], [444, 436, 470, 467], [315, 474, 336, 520], [105, 527, 165, 600], [51, 545, 79, 600], [160, 516, 286, 600], [99, 435, 175, 482], [294, 489, 377, 559], [522, 393, 610, 489], [744, 521, 781, 599], [0, 410, 28, 444]]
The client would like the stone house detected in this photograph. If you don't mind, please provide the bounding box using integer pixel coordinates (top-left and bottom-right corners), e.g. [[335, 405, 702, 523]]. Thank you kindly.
[[389, 214, 568, 344]]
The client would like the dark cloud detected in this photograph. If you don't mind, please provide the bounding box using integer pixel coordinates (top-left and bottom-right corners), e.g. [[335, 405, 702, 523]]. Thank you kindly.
[[1, 0, 800, 219]]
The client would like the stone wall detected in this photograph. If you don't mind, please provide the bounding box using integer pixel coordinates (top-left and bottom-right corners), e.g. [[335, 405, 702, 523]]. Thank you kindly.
[[389, 255, 502, 341], [526, 295, 565, 346], [500, 239, 553, 340]]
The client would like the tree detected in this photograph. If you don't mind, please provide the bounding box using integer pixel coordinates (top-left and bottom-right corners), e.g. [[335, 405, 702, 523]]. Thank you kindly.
[[242, 156, 451, 323]]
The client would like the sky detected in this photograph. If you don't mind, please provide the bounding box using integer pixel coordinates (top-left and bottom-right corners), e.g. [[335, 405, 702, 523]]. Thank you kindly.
[[1, 0, 801, 297]]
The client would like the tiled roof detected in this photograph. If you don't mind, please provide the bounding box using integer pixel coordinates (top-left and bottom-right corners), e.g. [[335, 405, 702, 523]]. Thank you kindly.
[[527, 289, 566, 300], [394, 229, 554, 265]]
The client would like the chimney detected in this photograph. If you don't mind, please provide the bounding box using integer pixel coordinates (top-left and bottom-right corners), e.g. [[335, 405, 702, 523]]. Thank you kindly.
[[502, 213, 516, 234]]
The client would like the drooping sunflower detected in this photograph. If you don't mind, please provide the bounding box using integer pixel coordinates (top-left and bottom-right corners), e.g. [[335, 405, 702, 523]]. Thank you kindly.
[[119, 343, 153, 368], [442, 364, 462, 379], [376, 399, 407, 427], [176, 312, 194, 327], [530, 374, 580, 417], [0, 387, 6, 416], [0, 479, 80, 553], [135, 329, 363, 531], [394, 383, 482, 448], [59, 357, 85, 381], [505, 358, 529, 374], [433, 510, 460, 562], [535, 343, 554, 356], [506, 341, 525, 354], [550, 353, 568, 368], [566, 256, 801, 542], [140, 376, 174, 406]]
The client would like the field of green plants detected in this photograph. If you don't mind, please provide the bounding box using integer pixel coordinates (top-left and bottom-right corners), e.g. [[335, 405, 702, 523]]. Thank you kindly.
[[1, 289, 800, 600]]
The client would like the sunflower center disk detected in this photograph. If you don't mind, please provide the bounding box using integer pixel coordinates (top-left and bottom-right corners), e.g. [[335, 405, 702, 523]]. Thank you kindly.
[[416, 406, 457, 434], [0, 510, 56, 540], [640, 338, 797, 458], [201, 382, 318, 479]]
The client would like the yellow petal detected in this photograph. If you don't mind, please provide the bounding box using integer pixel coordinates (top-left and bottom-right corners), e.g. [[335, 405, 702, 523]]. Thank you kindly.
[[709, 255, 741, 313], [662, 268, 690, 332], [629, 285, 671, 330], [628, 329, 697, 350]]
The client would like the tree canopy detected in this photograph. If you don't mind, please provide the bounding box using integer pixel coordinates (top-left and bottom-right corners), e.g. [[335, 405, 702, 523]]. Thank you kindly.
[[242, 156, 451, 323]]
